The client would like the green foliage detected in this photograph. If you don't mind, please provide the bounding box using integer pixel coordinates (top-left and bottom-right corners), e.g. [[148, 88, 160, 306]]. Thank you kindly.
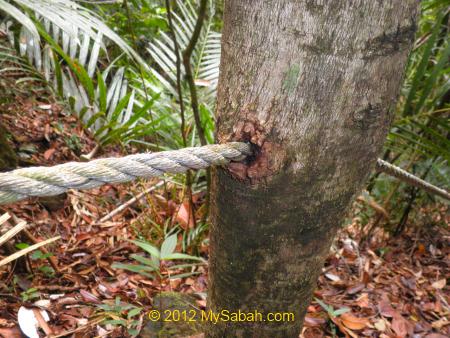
[[100, 0, 168, 46], [371, 0, 449, 220], [20, 287, 40, 301], [0, 0, 220, 151], [111, 233, 205, 280], [315, 298, 350, 318], [96, 296, 143, 337], [131, 0, 221, 149], [0, 0, 155, 145]]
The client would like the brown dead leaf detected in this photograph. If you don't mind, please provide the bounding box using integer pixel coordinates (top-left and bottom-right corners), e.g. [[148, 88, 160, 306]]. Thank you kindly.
[[176, 201, 195, 229], [346, 283, 365, 295], [43, 148, 56, 160], [302, 327, 325, 338], [391, 314, 413, 338], [340, 313, 370, 330], [378, 294, 397, 318], [79, 289, 101, 304], [331, 316, 358, 338], [431, 279, 446, 289], [431, 317, 449, 330], [355, 293, 369, 308], [0, 326, 22, 338], [373, 318, 388, 332], [417, 243, 426, 255], [304, 315, 326, 327]]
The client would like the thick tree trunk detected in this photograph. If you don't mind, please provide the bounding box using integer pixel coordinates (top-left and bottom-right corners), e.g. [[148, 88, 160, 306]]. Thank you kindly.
[[207, 1, 419, 337]]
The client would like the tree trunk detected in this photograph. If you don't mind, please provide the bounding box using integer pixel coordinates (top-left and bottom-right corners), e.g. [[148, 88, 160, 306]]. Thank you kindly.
[[0, 122, 17, 171], [207, 1, 419, 337]]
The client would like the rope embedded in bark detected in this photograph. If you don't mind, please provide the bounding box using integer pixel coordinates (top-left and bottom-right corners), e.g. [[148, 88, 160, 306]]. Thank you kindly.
[[0, 142, 251, 205], [0, 142, 448, 205]]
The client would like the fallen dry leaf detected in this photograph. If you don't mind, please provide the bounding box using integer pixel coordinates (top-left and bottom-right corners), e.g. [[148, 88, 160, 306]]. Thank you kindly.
[[378, 294, 397, 318], [346, 283, 365, 295], [425, 334, 448, 338], [304, 315, 327, 327], [355, 293, 370, 308], [391, 314, 414, 338], [325, 273, 341, 282], [431, 279, 446, 289], [431, 317, 449, 330], [340, 313, 370, 330], [373, 318, 388, 332], [175, 201, 195, 229], [43, 148, 56, 160], [0, 326, 22, 338]]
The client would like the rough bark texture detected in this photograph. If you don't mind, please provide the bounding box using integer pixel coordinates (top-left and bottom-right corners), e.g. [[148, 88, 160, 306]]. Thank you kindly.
[[0, 122, 17, 172], [208, 1, 419, 337]]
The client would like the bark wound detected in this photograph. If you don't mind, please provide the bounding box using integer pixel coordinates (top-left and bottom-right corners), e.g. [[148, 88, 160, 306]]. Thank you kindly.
[[351, 103, 382, 131], [363, 23, 416, 60], [225, 118, 283, 183]]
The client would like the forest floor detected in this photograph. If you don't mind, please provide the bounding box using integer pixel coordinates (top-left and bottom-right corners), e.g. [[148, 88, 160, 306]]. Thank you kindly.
[[0, 79, 448, 338]]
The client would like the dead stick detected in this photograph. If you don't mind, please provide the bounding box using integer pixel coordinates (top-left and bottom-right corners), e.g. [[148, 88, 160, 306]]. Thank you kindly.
[[96, 181, 165, 224]]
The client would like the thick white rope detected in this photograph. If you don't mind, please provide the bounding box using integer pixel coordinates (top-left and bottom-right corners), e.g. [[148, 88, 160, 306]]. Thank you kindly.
[[0, 142, 251, 204], [0, 142, 448, 205]]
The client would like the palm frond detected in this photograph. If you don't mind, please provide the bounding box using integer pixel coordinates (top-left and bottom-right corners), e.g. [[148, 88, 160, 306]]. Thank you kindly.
[[0, 0, 159, 145], [146, 0, 220, 100], [5, 0, 146, 66]]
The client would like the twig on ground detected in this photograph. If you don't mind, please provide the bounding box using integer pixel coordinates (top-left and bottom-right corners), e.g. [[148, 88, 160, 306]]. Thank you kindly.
[[96, 180, 165, 224]]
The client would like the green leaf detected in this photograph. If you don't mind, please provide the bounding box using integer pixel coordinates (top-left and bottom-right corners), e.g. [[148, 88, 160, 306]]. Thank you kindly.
[[160, 234, 178, 258], [111, 263, 155, 279], [103, 319, 127, 326], [333, 307, 351, 317], [167, 262, 204, 270], [314, 298, 332, 313], [0, 0, 40, 40], [130, 254, 159, 270], [15, 243, 29, 250], [97, 71, 107, 112], [86, 112, 106, 129], [415, 42, 450, 114], [162, 252, 204, 261], [168, 271, 201, 279], [127, 307, 143, 319], [403, 12, 444, 115], [35, 23, 95, 101], [129, 240, 160, 259]]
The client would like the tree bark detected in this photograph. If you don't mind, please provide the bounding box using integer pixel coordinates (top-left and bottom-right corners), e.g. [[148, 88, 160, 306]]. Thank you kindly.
[[207, 1, 419, 337], [0, 122, 17, 172]]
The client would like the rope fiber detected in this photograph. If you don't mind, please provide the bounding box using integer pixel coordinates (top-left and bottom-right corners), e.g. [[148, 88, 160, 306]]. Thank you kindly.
[[0, 142, 251, 204], [0, 142, 448, 205]]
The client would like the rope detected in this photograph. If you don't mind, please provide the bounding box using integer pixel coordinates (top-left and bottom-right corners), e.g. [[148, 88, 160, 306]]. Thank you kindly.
[[0, 142, 251, 204], [0, 142, 448, 205], [375, 159, 450, 201]]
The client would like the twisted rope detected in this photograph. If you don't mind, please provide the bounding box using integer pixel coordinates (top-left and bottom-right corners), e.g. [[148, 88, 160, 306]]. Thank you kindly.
[[0, 142, 448, 205], [0, 142, 251, 204], [375, 159, 450, 201]]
